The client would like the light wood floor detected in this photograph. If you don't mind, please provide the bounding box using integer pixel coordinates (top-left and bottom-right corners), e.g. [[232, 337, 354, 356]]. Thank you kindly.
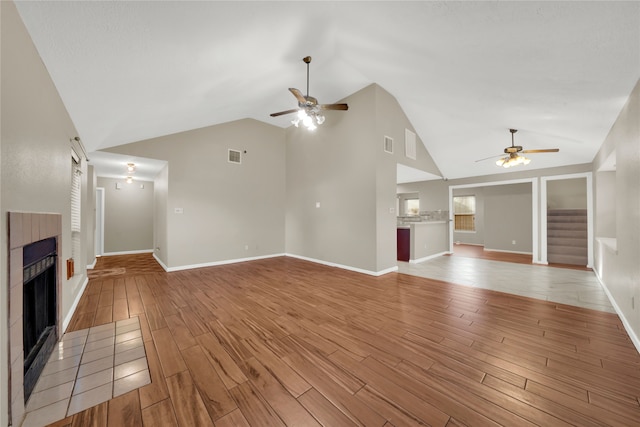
[[50, 254, 640, 426]]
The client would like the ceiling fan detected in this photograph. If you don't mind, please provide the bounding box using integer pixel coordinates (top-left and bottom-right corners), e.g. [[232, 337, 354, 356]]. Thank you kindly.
[[476, 129, 560, 168], [270, 56, 348, 130]]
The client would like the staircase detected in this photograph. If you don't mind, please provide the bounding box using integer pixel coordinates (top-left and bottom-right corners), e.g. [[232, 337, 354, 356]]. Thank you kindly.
[[547, 209, 588, 266]]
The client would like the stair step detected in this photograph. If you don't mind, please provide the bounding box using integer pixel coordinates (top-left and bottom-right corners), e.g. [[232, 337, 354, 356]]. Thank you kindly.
[[547, 209, 587, 216], [548, 237, 588, 248], [548, 245, 587, 257], [548, 253, 588, 266], [547, 215, 588, 223], [547, 229, 588, 239], [548, 222, 588, 231]]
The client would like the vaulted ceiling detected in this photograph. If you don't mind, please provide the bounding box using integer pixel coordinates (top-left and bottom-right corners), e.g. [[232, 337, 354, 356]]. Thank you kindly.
[[15, 1, 640, 180]]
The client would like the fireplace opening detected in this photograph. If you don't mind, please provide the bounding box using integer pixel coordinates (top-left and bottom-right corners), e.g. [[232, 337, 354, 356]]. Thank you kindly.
[[23, 237, 58, 402]]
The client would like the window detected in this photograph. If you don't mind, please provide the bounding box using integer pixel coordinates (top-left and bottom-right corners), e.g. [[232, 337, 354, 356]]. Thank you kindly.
[[454, 195, 475, 231], [405, 198, 420, 216]]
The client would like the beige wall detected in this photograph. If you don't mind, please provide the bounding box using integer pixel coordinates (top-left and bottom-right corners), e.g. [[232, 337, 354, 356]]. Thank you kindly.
[[106, 118, 286, 269], [97, 177, 154, 254], [1, 2, 89, 424], [286, 84, 441, 274], [483, 183, 533, 253], [547, 177, 587, 210], [592, 78, 640, 350]]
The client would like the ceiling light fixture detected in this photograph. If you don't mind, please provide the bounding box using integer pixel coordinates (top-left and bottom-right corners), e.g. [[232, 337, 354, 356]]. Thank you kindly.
[[127, 162, 136, 172], [126, 176, 133, 184], [496, 153, 531, 168], [291, 109, 324, 131]]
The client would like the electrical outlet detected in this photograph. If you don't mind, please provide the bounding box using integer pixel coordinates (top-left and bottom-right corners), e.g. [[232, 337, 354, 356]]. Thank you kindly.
[[512, 240, 516, 245], [244, 245, 249, 251]]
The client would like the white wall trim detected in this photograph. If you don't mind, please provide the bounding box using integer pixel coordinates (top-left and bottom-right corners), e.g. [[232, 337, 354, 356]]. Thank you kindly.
[[449, 177, 538, 261], [410, 251, 449, 264], [103, 249, 154, 256], [593, 267, 640, 355], [285, 253, 398, 276], [86, 258, 97, 270], [63, 276, 89, 332], [164, 253, 286, 272]]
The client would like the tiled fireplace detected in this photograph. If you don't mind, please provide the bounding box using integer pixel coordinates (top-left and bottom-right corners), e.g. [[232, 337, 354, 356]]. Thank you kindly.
[[7, 212, 62, 427]]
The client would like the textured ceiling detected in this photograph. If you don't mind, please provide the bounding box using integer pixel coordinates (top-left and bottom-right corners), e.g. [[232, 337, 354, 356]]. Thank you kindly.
[[15, 1, 640, 180]]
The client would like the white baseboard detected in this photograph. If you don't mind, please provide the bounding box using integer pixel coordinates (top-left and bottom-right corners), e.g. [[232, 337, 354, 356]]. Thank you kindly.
[[86, 258, 97, 270], [153, 253, 170, 272], [63, 275, 89, 332], [285, 253, 398, 276], [103, 249, 154, 256], [162, 253, 286, 272], [484, 248, 533, 255], [410, 251, 448, 264], [593, 266, 640, 355]]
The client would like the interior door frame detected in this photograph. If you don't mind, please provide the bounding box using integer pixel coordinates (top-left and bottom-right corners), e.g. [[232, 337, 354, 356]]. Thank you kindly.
[[448, 177, 539, 262], [540, 172, 593, 267], [95, 187, 105, 257]]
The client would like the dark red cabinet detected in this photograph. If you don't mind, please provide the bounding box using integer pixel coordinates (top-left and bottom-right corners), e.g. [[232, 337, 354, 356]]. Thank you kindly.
[[397, 228, 410, 261]]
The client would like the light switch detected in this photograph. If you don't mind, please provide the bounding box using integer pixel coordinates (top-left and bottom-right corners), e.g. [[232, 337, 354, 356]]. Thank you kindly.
[[174, 208, 184, 214], [316, 202, 321, 208]]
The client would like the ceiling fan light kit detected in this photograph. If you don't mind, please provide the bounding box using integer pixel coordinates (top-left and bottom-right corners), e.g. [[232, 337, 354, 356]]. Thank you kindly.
[[476, 129, 560, 169], [271, 56, 348, 131]]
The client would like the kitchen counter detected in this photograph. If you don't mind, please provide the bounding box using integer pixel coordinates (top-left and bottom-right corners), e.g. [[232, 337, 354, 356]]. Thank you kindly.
[[397, 221, 449, 263]]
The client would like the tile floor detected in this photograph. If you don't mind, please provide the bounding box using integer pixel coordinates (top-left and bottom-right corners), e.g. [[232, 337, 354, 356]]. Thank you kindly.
[[398, 256, 615, 313], [21, 317, 151, 427]]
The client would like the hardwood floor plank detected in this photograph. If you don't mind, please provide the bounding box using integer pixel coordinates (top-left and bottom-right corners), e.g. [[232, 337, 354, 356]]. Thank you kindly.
[[181, 344, 237, 421], [70, 401, 107, 427], [165, 314, 198, 351], [107, 390, 142, 427], [138, 338, 170, 409], [112, 298, 129, 322], [242, 335, 312, 397], [166, 370, 215, 427], [213, 409, 251, 427], [152, 327, 188, 378], [297, 388, 358, 427], [228, 381, 286, 427], [93, 305, 113, 326], [242, 356, 321, 426], [141, 399, 178, 427], [196, 333, 248, 389], [144, 304, 168, 331]]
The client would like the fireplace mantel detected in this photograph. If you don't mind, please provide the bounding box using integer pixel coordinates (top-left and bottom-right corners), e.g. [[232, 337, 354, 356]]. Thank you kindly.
[[7, 212, 62, 427]]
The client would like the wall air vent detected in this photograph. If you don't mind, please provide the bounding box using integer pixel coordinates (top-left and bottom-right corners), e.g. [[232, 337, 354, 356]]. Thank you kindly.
[[405, 129, 417, 160], [384, 136, 394, 154], [228, 149, 242, 164]]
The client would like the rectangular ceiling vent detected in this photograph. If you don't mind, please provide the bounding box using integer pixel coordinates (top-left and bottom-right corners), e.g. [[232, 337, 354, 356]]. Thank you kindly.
[[384, 136, 394, 154], [405, 129, 417, 160], [228, 149, 242, 164]]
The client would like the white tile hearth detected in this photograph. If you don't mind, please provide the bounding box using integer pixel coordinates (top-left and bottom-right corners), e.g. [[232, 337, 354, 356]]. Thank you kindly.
[[21, 317, 151, 427]]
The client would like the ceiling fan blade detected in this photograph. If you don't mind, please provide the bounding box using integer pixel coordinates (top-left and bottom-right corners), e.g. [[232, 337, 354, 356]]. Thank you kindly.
[[270, 109, 298, 117], [319, 103, 349, 111], [521, 148, 560, 153], [475, 154, 505, 162], [289, 88, 307, 104]]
